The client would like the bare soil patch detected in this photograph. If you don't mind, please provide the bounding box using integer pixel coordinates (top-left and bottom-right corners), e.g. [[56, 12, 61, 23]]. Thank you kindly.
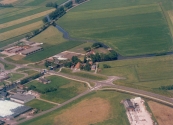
[[148, 101, 173, 125], [54, 98, 111, 125], [0, 0, 17, 4]]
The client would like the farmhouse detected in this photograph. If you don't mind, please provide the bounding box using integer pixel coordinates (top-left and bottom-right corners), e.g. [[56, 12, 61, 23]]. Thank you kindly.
[[21, 46, 43, 56], [74, 62, 81, 70], [10, 93, 35, 104]]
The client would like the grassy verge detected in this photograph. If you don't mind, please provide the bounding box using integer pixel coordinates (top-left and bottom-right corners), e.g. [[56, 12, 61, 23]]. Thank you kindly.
[[61, 68, 107, 80], [26, 99, 55, 111]]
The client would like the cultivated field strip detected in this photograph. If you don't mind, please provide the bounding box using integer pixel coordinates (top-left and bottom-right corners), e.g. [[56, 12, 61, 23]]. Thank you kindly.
[[0, 9, 55, 29], [0, 8, 20, 15], [0, 7, 38, 19], [0, 7, 50, 24], [0, 17, 42, 33], [0, 21, 43, 41]]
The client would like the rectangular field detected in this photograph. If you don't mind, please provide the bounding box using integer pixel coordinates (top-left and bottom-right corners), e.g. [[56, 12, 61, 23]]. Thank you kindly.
[[58, 0, 173, 56], [99, 55, 173, 96], [26, 75, 87, 103]]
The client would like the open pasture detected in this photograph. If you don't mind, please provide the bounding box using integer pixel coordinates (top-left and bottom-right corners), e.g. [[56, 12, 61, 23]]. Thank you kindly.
[[26, 75, 87, 103], [58, 0, 173, 56], [20, 91, 133, 125], [99, 55, 173, 96], [30, 26, 66, 45], [0, 0, 17, 4]]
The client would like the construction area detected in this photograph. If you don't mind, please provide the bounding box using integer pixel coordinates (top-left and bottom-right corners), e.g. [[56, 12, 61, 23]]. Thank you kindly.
[[123, 97, 154, 125]]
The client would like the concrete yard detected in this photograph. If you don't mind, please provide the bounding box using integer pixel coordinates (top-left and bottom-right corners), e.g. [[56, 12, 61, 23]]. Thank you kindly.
[[124, 97, 153, 125]]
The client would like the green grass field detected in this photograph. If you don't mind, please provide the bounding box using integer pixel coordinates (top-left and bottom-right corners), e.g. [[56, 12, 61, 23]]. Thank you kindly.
[[20, 91, 153, 125], [8, 73, 25, 82], [30, 26, 66, 45], [26, 75, 87, 103], [58, 0, 173, 56], [26, 99, 55, 111], [99, 55, 173, 97]]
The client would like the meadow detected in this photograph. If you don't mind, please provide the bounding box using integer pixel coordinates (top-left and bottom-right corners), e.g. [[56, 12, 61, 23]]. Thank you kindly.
[[26, 99, 55, 111], [58, 0, 173, 56], [99, 54, 173, 97], [26, 75, 87, 103]]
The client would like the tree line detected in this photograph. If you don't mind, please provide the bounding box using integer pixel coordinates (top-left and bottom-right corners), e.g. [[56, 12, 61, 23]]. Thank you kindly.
[[28, 85, 57, 94], [20, 73, 44, 85], [159, 85, 173, 90], [0, 3, 13, 7]]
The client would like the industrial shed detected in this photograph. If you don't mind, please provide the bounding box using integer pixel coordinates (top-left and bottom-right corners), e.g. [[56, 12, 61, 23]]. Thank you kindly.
[[10, 93, 35, 104], [21, 46, 43, 55]]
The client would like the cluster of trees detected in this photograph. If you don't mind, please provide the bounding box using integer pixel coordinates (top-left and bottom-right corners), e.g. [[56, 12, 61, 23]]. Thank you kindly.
[[81, 62, 91, 71], [75, 0, 87, 4], [49, 6, 65, 20], [0, 3, 13, 7], [46, 2, 58, 8], [89, 50, 118, 63], [159, 85, 173, 90], [28, 85, 57, 94], [20, 73, 44, 85], [64, 1, 73, 9], [84, 42, 103, 52]]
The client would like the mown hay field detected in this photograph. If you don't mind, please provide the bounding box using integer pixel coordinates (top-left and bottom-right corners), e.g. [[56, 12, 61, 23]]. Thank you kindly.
[[20, 91, 133, 125], [99, 55, 173, 97], [58, 0, 173, 56]]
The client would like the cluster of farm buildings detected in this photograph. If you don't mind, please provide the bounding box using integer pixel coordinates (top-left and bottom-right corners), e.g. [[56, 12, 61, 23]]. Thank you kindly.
[[1, 40, 43, 56]]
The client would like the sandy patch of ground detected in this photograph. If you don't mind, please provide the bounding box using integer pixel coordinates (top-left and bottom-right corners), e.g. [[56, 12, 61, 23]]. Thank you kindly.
[[10, 55, 25, 61], [54, 98, 111, 125], [0, 0, 17, 4], [148, 101, 173, 125]]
